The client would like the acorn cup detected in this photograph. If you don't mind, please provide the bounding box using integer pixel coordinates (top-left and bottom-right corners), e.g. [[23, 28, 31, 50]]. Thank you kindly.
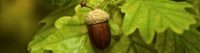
[[85, 9, 111, 50]]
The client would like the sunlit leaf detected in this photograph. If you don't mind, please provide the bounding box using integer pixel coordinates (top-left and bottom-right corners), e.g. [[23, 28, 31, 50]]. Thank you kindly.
[[120, 0, 196, 44], [28, 5, 94, 53]]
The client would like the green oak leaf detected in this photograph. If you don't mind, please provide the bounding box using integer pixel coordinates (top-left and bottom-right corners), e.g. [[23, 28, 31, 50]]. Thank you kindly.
[[28, 26, 59, 53], [40, 7, 75, 28], [40, 0, 81, 28], [190, 0, 200, 16], [109, 36, 133, 53], [109, 20, 121, 36], [108, 4, 123, 36], [155, 28, 200, 53], [155, 30, 177, 53], [186, 0, 200, 27], [87, 0, 105, 8], [28, 16, 94, 53], [28, 5, 93, 53], [120, 0, 196, 44], [130, 31, 157, 53]]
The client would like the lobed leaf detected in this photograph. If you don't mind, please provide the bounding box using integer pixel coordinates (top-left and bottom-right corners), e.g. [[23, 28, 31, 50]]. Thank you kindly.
[[120, 0, 196, 44], [28, 5, 93, 53]]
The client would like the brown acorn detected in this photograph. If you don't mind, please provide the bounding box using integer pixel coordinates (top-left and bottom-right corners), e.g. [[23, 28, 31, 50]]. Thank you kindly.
[[86, 9, 111, 50]]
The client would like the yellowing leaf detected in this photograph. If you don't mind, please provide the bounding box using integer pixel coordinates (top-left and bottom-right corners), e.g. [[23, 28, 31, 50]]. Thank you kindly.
[[120, 0, 196, 44]]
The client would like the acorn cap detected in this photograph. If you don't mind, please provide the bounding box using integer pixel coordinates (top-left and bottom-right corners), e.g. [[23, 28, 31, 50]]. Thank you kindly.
[[86, 9, 110, 24]]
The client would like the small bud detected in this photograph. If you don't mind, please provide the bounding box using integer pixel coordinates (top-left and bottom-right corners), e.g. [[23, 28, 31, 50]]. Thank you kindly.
[[80, 1, 87, 7], [86, 9, 111, 50]]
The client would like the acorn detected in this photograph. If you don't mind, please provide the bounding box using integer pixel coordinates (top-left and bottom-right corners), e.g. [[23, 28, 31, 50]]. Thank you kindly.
[[85, 9, 111, 50]]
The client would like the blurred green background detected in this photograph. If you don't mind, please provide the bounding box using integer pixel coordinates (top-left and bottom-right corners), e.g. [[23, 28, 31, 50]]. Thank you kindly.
[[0, 0, 57, 53]]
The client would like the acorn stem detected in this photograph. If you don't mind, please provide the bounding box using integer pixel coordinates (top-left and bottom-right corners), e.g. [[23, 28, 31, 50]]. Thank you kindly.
[[85, 6, 94, 10], [80, 1, 94, 10]]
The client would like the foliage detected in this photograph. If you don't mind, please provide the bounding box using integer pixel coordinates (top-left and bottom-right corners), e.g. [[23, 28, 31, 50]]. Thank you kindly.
[[28, 0, 200, 53]]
